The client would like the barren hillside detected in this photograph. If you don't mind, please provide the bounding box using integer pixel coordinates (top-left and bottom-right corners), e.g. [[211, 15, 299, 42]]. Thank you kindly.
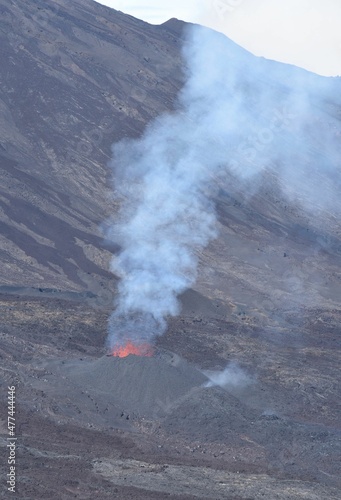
[[0, 1, 340, 499]]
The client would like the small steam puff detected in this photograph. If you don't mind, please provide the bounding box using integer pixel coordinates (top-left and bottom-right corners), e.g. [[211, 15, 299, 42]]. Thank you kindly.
[[203, 362, 254, 389], [106, 25, 341, 348]]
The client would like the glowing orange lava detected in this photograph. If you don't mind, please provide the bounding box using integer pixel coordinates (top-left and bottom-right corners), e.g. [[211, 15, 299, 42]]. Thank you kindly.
[[112, 340, 154, 358]]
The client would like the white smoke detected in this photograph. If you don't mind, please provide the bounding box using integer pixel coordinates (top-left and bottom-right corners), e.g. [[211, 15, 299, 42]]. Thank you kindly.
[[203, 362, 254, 389], [105, 25, 341, 349], [105, 108, 218, 347]]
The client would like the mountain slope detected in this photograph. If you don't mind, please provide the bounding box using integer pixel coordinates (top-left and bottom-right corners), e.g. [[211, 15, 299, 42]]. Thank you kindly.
[[1, 0, 340, 319], [0, 0, 184, 293], [0, 2, 340, 499]]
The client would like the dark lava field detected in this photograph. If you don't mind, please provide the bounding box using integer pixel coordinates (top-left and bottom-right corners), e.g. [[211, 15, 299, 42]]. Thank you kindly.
[[0, 0, 340, 498]]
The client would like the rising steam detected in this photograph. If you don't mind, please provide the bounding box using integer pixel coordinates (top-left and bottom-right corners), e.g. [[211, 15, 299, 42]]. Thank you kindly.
[[203, 362, 254, 390], [106, 25, 341, 349]]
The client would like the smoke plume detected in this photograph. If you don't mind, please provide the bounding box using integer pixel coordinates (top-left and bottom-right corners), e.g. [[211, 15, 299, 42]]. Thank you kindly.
[[106, 25, 341, 349]]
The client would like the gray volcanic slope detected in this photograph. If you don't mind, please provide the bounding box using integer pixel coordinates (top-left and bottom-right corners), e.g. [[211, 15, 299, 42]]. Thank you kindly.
[[0, 0, 185, 293], [0, 1, 341, 499], [0, 0, 340, 325], [63, 354, 208, 416]]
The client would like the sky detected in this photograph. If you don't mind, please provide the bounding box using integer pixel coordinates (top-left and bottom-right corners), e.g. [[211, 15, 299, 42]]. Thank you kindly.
[[98, 0, 341, 76]]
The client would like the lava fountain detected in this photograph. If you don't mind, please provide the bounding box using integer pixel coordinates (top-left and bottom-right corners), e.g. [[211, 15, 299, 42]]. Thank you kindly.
[[111, 340, 154, 358]]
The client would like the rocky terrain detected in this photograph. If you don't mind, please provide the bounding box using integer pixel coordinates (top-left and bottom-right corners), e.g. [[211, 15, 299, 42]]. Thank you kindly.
[[0, 0, 340, 498]]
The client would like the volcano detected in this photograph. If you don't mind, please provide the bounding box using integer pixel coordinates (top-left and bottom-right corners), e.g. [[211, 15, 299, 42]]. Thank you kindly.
[[60, 351, 208, 417], [0, 0, 340, 498]]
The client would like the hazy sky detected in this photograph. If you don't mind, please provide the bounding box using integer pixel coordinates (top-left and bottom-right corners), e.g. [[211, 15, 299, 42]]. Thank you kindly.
[[98, 0, 341, 76]]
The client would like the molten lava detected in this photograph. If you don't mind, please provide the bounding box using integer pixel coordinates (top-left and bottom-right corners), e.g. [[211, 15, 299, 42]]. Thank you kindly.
[[112, 340, 154, 358]]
